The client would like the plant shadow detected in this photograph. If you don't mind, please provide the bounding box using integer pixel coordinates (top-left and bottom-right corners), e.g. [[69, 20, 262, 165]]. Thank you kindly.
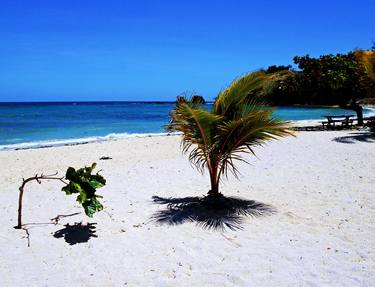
[[332, 132, 375, 144], [53, 222, 97, 245], [151, 194, 276, 231]]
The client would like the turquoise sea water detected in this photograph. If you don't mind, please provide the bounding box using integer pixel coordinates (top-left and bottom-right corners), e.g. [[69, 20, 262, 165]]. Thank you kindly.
[[0, 102, 374, 150]]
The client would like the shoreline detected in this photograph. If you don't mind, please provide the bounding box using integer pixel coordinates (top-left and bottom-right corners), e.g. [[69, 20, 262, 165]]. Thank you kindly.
[[0, 132, 178, 152], [0, 119, 365, 152]]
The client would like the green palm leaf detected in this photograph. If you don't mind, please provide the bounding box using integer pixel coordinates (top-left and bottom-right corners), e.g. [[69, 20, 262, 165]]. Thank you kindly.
[[168, 99, 222, 172]]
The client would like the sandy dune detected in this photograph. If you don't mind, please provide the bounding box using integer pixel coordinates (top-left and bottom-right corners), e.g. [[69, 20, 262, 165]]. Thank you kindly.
[[0, 131, 374, 286]]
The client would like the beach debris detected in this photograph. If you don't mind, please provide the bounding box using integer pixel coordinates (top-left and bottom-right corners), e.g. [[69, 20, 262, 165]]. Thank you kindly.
[[21, 227, 31, 247], [50, 212, 81, 225], [15, 172, 68, 229], [14, 163, 106, 246], [221, 233, 242, 247], [100, 156, 112, 160]]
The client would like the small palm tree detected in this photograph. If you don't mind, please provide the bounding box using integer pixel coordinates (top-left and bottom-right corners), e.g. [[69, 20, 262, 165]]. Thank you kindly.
[[167, 71, 293, 197]]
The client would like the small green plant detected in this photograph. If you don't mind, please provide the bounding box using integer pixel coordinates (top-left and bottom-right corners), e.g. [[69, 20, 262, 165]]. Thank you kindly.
[[62, 163, 106, 217], [15, 163, 106, 229], [167, 71, 292, 197]]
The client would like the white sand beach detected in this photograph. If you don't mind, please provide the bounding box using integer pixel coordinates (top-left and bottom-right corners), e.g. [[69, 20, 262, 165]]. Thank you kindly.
[[0, 131, 374, 286]]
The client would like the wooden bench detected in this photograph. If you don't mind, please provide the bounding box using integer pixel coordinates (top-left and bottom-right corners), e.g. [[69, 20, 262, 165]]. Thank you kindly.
[[341, 118, 354, 128], [365, 116, 375, 132], [321, 115, 354, 130]]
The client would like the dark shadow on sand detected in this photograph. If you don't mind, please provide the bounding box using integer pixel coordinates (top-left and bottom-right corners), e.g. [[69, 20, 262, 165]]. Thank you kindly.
[[151, 194, 275, 231], [332, 132, 375, 144], [53, 222, 97, 245]]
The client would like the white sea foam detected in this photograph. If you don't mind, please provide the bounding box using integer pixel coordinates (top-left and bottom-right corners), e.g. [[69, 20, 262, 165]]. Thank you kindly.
[[290, 119, 322, 127], [0, 132, 178, 151], [365, 107, 375, 117]]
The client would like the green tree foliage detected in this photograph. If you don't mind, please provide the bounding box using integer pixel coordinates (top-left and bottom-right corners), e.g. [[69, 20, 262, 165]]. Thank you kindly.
[[260, 50, 375, 124], [167, 72, 292, 196], [261, 70, 299, 105], [265, 65, 291, 74], [355, 50, 375, 82], [292, 53, 370, 105], [62, 163, 106, 217], [354, 50, 375, 104], [293, 52, 374, 124]]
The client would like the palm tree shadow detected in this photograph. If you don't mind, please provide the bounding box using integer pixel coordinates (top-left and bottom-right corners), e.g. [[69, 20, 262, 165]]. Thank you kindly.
[[53, 222, 97, 245], [151, 194, 276, 231], [333, 132, 375, 144]]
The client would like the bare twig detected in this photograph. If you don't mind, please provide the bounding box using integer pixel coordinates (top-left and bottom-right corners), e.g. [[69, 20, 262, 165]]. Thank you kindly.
[[21, 227, 31, 247], [50, 212, 81, 225], [15, 172, 67, 229], [103, 210, 114, 220]]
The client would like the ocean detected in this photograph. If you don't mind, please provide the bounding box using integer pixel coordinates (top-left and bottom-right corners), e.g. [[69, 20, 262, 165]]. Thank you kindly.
[[1, 102, 374, 150]]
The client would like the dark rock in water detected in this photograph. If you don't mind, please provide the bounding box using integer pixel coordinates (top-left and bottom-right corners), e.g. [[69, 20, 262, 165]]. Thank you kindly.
[[191, 95, 206, 104], [176, 95, 206, 105]]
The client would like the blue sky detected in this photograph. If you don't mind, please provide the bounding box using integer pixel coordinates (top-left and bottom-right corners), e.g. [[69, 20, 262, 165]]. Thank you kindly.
[[0, 0, 374, 102]]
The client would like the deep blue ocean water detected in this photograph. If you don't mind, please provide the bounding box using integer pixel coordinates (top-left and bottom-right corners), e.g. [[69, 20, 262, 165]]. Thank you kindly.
[[1, 102, 374, 150]]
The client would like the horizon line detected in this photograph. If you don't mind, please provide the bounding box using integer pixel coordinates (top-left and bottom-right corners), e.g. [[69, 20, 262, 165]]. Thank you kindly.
[[0, 100, 215, 105]]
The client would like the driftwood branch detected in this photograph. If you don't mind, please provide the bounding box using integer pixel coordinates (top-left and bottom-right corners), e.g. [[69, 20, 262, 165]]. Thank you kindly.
[[50, 212, 81, 225], [21, 227, 31, 247], [15, 173, 67, 229]]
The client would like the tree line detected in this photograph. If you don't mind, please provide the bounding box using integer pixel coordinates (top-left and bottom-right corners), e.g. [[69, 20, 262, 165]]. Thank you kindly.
[[259, 44, 375, 125]]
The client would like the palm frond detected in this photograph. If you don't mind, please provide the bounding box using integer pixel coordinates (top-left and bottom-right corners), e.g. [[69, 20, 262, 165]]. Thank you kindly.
[[216, 107, 292, 178], [212, 71, 268, 116], [167, 101, 221, 172]]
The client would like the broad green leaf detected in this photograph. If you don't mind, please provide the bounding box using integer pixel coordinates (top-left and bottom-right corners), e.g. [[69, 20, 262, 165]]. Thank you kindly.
[[83, 201, 96, 217], [65, 167, 77, 181], [61, 162, 106, 218], [76, 190, 87, 203], [89, 179, 105, 189], [70, 182, 83, 194], [62, 185, 73, 195]]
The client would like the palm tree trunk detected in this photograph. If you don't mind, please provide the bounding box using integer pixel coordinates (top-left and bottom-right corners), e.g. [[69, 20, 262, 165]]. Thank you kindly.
[[340, 103, 364, 126], [208, 171, 220, 196], [353, 104, 364, 126]]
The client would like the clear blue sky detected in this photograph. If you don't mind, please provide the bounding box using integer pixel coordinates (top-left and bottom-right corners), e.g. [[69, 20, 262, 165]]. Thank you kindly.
[[0, 0, 374, 102]]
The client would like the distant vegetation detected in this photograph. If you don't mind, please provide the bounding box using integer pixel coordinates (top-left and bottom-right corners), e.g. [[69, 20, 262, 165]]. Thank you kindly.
[[257, 45, 375, 125]]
